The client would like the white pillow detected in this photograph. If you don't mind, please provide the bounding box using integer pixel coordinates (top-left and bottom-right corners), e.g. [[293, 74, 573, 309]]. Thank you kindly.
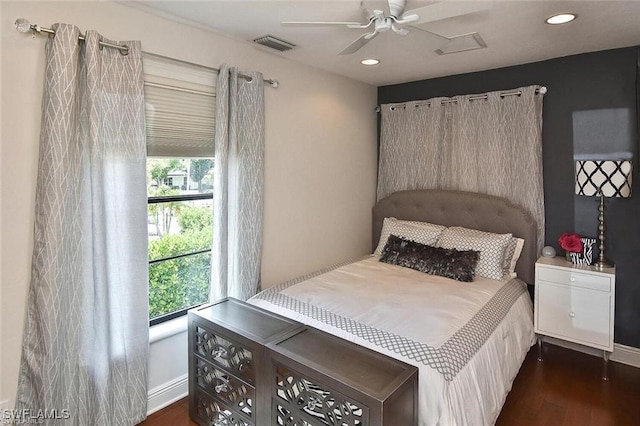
[[503, 237, 525, 277], [436, 226, 512, 280], [373, 217, 446, 257]]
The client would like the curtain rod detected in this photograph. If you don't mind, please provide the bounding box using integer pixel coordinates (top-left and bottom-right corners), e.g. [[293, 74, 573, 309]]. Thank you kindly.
[[14, 18, 280, 88], [376, 86, 547, 112], [15, 18, 130, 54], [142, 52, 279, 88]]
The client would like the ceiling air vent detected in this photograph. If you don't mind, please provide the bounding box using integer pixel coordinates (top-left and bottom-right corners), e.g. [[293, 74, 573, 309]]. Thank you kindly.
[[252, 35, 296, 52], [436, 32, 487, 55]]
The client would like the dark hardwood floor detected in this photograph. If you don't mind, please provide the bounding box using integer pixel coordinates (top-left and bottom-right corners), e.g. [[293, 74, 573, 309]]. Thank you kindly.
[[140, 344, 640, 426], [496, 344, 640, 426], [139, 398, 197, 426]]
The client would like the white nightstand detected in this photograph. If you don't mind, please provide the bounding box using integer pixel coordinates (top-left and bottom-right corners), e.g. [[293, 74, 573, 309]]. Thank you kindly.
[[534, 256, 616, 380]]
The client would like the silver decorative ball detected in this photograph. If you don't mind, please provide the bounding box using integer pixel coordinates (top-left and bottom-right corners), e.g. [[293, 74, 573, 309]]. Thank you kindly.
[[542, 246, 556, 258]]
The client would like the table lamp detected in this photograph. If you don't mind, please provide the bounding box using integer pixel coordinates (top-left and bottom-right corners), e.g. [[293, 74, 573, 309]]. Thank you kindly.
[[575, 159, 632, 270]]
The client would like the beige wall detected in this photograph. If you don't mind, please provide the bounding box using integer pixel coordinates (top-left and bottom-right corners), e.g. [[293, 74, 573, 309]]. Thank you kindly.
[[0, 0, 377, 408]]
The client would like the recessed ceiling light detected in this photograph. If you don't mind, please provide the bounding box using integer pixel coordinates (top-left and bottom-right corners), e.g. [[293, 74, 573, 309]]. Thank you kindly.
[[360, 59, 380, 66], [546, 13, 577, 25]]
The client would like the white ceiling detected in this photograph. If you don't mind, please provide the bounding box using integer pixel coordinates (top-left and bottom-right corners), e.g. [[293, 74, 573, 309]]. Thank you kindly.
[[129, 1, 640, 86]]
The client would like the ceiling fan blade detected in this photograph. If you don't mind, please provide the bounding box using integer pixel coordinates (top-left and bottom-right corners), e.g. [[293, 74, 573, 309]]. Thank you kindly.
[[338, 32, 378, 55], [281, 21, 366, 27], [409, 25, 451, 41], [392, 13, 419, 26], [404, 1, 490, 26], [391, 22, 410, 36]]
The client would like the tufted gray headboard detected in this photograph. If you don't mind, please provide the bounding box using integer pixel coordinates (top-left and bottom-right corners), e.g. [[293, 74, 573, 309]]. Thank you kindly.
[[373, 189, 538, 285]]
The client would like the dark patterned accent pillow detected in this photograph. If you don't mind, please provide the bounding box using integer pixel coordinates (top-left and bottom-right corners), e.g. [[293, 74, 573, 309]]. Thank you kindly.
[[380, 235, 480, 282]]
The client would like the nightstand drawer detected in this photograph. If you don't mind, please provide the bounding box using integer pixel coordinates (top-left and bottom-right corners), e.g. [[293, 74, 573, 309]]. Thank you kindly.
[[194, 356, 254, 419], [536, 282, 612, 348], [193, 325, 255, 384], [537, 267, 610, 292], [193, 388, 254, 426]]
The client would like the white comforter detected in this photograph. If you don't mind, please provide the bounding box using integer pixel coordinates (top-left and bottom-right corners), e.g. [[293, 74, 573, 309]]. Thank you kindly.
[[248, 257, 535, 425]]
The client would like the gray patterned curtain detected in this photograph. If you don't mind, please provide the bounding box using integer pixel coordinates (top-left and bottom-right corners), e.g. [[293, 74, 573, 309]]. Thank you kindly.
[[211, 64, 265, 301], [378, 85, 545, 253], [15, 24, 149, 425]]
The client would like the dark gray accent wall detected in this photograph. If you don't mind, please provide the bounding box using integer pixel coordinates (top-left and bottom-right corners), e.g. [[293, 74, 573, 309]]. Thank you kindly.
[[378, 47, 640, 348]]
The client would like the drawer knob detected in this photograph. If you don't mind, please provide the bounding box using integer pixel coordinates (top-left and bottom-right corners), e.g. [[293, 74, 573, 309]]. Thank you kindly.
[[569, 312, 575, 318], [214, 348, 228, 358], [215, 377, 230, 394], [570, 277, 576, 282], [306, 395, 322, 410]]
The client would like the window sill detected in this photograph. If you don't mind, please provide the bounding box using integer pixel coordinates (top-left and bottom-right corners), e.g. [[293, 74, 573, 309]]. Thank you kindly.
[[149, 315, 188, 344]]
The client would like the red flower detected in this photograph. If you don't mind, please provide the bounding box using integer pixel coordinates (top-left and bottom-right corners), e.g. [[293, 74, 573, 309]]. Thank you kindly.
[[558, 233, 583, 253]]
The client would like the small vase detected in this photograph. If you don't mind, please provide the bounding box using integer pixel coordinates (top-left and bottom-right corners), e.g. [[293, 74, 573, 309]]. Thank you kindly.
[[566, 251, 579, 264], [566, 251, 582, 265]]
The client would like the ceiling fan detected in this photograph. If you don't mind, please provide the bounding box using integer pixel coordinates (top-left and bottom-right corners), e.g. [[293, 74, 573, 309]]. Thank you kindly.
[[282, 0, 489, 55]]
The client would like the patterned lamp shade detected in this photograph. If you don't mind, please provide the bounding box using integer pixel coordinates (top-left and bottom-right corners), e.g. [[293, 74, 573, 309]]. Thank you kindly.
[[575, 160, 633, 198]]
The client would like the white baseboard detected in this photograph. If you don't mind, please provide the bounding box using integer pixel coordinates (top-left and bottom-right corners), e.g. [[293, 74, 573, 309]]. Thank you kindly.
[[611, 343, 640, 368], [147, 374, 188, 416], [542, 337, 640, 369]]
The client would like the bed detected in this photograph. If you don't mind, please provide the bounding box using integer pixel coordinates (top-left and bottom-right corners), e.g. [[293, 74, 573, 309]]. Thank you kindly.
[[248, 189, 537, 425]]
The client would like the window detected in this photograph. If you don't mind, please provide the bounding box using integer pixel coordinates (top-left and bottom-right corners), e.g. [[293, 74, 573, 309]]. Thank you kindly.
[[147, 158, 213, 325], [144, 54, 216, 325]]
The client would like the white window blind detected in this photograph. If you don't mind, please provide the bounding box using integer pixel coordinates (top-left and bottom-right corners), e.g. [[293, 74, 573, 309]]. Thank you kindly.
[[143, 54, 216, 157]]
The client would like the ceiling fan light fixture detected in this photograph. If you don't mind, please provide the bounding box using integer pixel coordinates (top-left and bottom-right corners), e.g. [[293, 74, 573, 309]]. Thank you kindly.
[[545, 13, 577, 25], [361, 59, 380, 66]]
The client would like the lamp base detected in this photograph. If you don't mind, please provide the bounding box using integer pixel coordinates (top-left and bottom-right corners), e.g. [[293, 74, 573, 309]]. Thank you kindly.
[[594, 258, 613, 270], [594, 194, 612, 271]]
